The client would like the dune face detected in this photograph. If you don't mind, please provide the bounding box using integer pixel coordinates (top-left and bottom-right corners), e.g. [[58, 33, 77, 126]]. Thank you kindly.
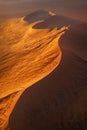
[[0, 10, 87, 130]]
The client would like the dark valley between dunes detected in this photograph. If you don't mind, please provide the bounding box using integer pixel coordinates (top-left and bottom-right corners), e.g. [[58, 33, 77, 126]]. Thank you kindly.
[[0, 10, 87, 130]]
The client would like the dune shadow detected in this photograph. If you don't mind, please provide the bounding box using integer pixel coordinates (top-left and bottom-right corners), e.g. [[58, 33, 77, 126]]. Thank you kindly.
[[59, 23, 87, 61], [32, 15, 83, 29]]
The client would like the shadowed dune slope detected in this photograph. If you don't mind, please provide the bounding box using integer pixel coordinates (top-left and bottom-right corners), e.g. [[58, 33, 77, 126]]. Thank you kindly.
[[10, 23, 87, 130], [59, 24, 87, 61], [33, 15, 83, 29]]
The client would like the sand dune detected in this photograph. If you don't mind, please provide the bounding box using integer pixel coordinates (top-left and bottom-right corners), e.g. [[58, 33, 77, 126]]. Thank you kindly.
[[0, 10, 87, 130], [10, 23, 87, 130]]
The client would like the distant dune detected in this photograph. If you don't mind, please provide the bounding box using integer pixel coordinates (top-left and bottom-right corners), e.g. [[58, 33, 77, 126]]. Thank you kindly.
[[23, 10, 53, 23], [0, 10, 87, 130]]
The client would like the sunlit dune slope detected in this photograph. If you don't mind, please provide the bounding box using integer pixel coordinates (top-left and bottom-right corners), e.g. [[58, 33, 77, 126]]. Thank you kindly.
[[0, 16, 65, 99], [0, 10, 87, 130], [0, 10, 68, 130]]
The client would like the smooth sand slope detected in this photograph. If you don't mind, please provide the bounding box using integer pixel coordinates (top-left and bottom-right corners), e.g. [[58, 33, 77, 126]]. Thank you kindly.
[[0, 10, 87, 130]]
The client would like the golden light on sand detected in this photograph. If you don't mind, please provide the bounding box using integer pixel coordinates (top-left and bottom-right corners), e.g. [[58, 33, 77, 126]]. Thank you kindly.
[[0, 13, 67, 129]]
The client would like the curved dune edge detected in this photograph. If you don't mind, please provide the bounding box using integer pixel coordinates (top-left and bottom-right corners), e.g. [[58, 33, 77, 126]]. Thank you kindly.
[[0, 17, 68, 130]]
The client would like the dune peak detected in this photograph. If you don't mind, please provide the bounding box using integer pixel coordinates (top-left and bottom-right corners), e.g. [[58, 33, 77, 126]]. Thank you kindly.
[[49, 11, 56, 16]]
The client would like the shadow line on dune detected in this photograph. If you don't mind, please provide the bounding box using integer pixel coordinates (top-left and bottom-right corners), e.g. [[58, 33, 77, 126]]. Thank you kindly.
[[9, 22, 87, 130]]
